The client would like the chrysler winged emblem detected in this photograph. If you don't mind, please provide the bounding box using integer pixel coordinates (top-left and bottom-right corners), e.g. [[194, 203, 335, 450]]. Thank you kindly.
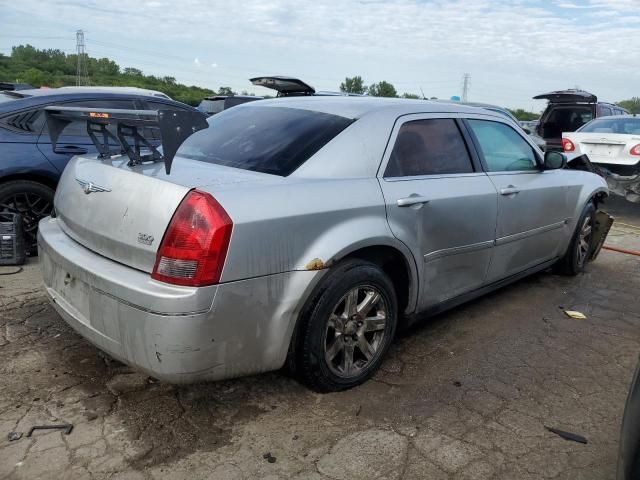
[[76, 178, 111, 195]]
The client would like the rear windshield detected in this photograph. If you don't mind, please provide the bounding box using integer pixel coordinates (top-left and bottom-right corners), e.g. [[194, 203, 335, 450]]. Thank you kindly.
[[176, 105, 354, 176], [579, 117, 640, 135]]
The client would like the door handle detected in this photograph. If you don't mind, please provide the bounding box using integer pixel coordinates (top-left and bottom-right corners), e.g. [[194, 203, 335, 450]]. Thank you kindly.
[[397, 195, 430, 207], [500, 186, 520, 196], [55, 145, 89, 155]]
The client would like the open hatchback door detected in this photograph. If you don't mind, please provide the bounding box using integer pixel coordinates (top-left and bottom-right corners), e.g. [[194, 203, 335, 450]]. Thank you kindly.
[[533, 89, 597, 104], [250, 76, 315, 96]]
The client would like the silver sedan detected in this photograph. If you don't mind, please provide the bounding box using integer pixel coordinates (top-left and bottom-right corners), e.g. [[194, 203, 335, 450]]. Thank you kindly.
[[38, 97, 609, 391]]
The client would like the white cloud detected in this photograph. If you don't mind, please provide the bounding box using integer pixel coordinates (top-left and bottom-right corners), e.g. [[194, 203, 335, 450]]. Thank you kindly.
[[2, 0, 638, 108]]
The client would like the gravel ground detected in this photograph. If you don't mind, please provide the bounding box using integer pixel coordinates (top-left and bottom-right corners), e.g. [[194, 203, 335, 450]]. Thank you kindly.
[[1, 197, 639, 480]]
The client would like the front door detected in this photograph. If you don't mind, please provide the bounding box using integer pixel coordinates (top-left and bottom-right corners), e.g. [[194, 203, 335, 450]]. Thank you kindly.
[[379, 114, 498, 311], [465, 118, 572, 281]]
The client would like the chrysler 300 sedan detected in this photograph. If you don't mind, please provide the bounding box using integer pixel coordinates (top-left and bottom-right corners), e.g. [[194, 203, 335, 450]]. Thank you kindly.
[[38, 97, 609, 392]]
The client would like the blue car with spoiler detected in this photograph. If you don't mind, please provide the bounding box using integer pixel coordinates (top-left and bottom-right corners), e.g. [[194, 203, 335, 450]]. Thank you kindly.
[[0, 87, 199, 254]]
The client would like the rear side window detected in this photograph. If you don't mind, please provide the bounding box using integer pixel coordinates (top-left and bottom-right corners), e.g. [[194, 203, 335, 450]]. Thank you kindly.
[[385, 119, 474, 177], [176, 106, 353, 176], [600, 106, 612, 116], [468, 120, 538, 172], [40, 99, 137, 138]]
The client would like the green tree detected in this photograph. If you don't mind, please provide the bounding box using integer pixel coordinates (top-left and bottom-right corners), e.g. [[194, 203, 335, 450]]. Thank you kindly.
[[401, 92, 421, 99], [0, 45, 216, 105], [340, 76, 366, 94], [368, 81, 397, 98], [218, 86, 235, 96], [617, 98, 640, 114], [507, 108, 539, 121]]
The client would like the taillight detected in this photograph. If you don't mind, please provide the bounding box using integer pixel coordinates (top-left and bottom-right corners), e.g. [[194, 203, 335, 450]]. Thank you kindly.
[[631, 144, 640, 156], [152, 190, 232, 286], [562, 138, 575, 152]]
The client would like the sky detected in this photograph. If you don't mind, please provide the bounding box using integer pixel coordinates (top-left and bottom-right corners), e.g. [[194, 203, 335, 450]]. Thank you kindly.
[[1, 0, 639, 111]]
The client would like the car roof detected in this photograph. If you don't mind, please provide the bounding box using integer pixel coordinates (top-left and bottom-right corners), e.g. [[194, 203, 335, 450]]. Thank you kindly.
[[17, 86, 171, 99], [0, 89, 195, 114], [240, 95, 503, 120]]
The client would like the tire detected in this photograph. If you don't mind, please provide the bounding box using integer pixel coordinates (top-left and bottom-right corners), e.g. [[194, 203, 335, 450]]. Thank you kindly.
[[294, 259, 398, 392], [555, 202, 596, 276], [0, 180, 55, 256]]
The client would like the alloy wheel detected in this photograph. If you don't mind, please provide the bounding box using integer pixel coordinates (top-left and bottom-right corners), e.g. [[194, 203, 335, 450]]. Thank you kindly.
[[576, 215, 593, 267], [0, 192, 52, 252], [323, 286, 388, 378]]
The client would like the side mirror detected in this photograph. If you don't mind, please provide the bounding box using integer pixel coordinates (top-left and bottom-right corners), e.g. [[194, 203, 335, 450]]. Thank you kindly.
[[543, 151, 567, 170]]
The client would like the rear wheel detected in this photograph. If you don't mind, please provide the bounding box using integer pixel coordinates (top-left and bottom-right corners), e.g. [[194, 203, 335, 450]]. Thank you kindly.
[[294, 260, 397, 392], [0, 180, 55, 256], [555, 202, 596, 275]]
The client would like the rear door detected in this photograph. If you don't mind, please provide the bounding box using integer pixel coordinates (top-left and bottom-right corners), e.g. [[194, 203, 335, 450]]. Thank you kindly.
[[465, 117, 573, 281], [379, 114, 498, 310], [37, 99, 137, 173]]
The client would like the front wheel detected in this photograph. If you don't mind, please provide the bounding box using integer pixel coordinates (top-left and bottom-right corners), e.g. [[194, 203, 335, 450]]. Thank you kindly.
[[295, 260, 397, 392], [555, 202, 596, 276]]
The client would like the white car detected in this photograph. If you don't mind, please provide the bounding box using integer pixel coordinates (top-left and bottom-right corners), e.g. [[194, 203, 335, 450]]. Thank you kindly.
[[563, 115, 640, 202]]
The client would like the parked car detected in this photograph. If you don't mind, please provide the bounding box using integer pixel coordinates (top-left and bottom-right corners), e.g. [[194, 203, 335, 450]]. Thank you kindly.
[[197, 95, 262, 116], [0, 87, 198, 253], [0, 82, 34, 91], [563, 115, 640, 202], [250, 75, 367, 97], [435, 100, 547, 150], [618, 357, 640, 480], [534, 89, 628, 151], [38, 97, 610, 392]]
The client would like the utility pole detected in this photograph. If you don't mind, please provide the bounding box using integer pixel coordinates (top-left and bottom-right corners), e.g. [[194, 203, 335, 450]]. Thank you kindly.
[[75, 30, 89, 86], [461, 73, 470, 102]]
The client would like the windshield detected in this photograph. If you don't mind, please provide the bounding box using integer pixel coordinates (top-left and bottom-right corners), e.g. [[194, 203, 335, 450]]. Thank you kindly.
[[177, 105, 354, 176], [579, 117, 640, 135]]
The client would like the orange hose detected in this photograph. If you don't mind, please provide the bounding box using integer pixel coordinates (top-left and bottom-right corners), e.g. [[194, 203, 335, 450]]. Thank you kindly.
[[602, 245, 640, 257]]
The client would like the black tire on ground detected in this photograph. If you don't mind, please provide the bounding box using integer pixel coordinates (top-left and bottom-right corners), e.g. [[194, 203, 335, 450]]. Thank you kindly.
[[555, 201, 596, 276], [293, 259, 398, 392], [0, 180, 55, 256]]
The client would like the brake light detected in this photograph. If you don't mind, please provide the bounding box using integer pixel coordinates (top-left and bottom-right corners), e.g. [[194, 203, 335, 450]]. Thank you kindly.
[[152, 190, 232, 286], [562, 138, 575, 152], [631, 144, 640, 156]]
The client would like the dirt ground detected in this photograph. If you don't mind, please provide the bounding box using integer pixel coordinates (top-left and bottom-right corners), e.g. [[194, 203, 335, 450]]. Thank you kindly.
[[1, 197, 639, 480]]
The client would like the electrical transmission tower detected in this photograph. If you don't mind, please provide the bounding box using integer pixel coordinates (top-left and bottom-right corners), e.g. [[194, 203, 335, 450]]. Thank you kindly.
[[75, 30, 89, 86], [461, 73, 470, 102]]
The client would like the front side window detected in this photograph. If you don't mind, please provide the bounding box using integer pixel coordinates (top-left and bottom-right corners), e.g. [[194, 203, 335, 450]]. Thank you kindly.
[[600, 106, 612, 116], [384, 119, 474, 177], [467, 120, 538, 172], [177, 106, 353, 176]]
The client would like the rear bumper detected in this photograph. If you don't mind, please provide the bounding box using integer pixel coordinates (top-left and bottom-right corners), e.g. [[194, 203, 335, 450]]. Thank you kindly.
[[38, 217, 323, 383]]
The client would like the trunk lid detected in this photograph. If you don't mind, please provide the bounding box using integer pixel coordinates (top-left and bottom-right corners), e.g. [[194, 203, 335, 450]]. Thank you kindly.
[[568, 133, 640, 164], [54, 154, 281, 273], [533, 89, 597, 103]]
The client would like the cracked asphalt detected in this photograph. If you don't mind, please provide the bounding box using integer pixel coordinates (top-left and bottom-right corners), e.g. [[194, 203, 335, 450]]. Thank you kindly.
[[1, 198, 639, 480]]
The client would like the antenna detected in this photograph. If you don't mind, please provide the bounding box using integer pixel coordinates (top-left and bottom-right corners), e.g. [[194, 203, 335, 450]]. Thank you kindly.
[[461, 73, 470, 102], [75, 30, 89, 86], [420, 87, 426, 100]]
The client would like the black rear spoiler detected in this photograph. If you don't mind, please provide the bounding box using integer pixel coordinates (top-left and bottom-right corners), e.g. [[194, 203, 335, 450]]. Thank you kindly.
[[44, 106, 208, 174]]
